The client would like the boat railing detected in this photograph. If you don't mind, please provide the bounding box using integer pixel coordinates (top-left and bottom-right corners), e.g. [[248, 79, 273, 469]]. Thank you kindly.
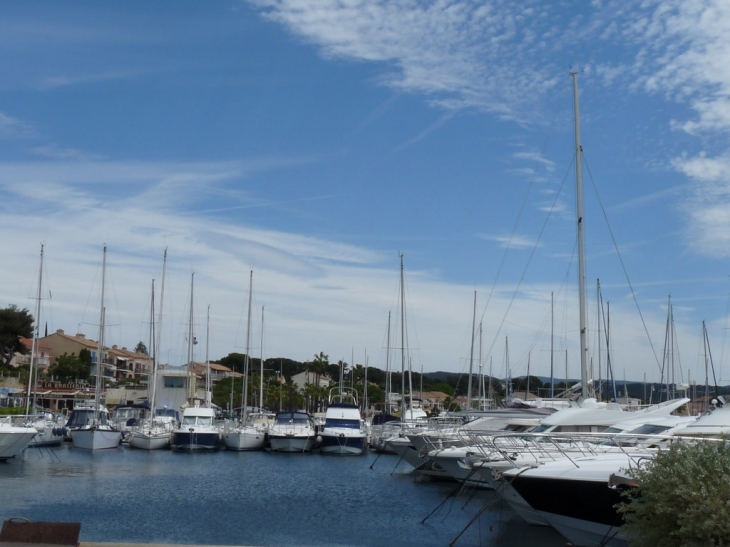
[[470, 430, 713, 472], [327, 386, 358, 406], [0, 414, 42, 427]]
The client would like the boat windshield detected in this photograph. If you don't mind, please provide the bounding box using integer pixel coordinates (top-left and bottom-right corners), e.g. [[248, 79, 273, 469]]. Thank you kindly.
[[324, 419, 360, 429], [276, 412, 310, 425], [156, 408, 178, 418], [66, 409, 109, 427], [181, 415, 212, 426]]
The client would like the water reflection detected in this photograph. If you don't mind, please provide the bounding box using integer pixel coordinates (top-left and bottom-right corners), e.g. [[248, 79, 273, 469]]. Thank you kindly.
[[1, 444, 566, 546]]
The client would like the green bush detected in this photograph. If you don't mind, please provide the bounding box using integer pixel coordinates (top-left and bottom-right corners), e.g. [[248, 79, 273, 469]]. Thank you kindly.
[[617, 439, 730, 546]]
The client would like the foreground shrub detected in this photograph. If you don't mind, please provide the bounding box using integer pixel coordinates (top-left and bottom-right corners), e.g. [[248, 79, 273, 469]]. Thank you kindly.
[[617, 439, 730, 546]]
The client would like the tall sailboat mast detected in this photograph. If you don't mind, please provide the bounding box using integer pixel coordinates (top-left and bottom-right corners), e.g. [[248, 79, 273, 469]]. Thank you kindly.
[[96, 245, 108, 421], [550, 291, 554, 399], [205, 305, 211, 406], [187, 272, 195, 403], [572, 72, 589, 400], [149, 279, 155, 412], [150, 248, 167, 416], [241, 271, 253, 420], [467, 290, 476, 410], [26, 243, 44, 416], [399, 253, 407, 419], [385, 311, 391, 413], [259, 306, 265, 412]]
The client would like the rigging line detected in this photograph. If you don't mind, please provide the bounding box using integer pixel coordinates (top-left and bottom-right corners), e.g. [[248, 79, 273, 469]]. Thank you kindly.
[[482, 154, 575, 366], [474, 95, 568, 355], [582, 154, 663, 376]]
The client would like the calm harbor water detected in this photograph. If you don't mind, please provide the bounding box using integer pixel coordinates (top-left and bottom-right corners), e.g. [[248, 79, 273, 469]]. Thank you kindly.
[[2, 444, 566, 547]]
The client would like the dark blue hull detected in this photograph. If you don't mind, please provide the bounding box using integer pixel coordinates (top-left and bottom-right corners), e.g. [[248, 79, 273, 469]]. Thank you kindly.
[[318, 432, 367, 455], [171, 430, 220, 451]]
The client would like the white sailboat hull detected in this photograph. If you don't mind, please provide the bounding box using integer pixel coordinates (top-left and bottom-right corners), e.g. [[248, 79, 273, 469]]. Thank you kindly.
[[222, 426, 267, 451], [127, 429, 171, 450], [71, 426, 122, 450]]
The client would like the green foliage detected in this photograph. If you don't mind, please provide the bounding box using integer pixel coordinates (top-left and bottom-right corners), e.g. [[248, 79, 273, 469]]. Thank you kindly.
[[0, 305, 34, 366], [430, 383, 454, 396], [617, 439, 730, 547], [0, 407, 24, 415], [48, 353, 90, 382], [79, 349, 92, 365], [134, 341, 148, 355], [211, 350, 509, 413], [218, 353, 248, 374], [212, 377, 241, 413]]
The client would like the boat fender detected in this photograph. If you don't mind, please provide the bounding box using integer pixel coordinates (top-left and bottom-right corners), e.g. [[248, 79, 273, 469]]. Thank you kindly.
[[316, 436, 322, 444]]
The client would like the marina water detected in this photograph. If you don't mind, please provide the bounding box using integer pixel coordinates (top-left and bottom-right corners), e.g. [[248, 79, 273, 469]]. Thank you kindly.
[[2, 445, 566, 546]]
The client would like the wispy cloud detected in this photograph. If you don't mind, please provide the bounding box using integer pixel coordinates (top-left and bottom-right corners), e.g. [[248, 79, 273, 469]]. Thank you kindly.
[[513, 151, 556, 172], [393, 111, 456, 153], [247, 0, 569, 121], [30, 145, 105, 161], [623, 1, 730, 135], [0, 112, 35, 139], [38, 69, 146, 89], [478, 233, 541, 249]]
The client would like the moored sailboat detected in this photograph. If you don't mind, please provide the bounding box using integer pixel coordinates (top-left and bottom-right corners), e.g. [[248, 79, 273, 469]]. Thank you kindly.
[[25, 244, 63, 448], [71, 246, 122, 450], [129, 252, 175, 450], [222, 272, 268, 451]]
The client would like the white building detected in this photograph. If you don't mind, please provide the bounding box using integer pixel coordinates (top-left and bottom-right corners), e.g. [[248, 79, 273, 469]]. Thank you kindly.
[[291, 371, 331, 391]]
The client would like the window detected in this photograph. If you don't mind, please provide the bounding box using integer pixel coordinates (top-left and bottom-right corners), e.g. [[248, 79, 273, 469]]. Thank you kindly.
[[164, 377, 185, 388]]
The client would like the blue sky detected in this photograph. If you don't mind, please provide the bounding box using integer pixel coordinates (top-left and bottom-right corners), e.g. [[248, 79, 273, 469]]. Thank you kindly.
[[2, 1, 730, 387]]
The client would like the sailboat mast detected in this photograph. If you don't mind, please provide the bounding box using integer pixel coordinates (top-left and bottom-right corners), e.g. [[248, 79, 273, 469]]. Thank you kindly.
[[572, 72, 589, 400], [505, 337, 510, 400], [550, 291, 554, 399], [260, 306, 264, 412], [187, 272, 195, 403], [478, 322, 483, 407], [96, 245, 108, 420], [385, 311, 391, 413], [26, 244, 44, 416], [467, 290, 476, 410], [399, 253, 406, 419], [205, 304, 211, 406], [150, 248, 166, 415], [241, 271, 253, 419], [148, 279, 155, 419]]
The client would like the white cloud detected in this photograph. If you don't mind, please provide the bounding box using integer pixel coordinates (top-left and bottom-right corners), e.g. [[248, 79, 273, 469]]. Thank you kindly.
[[30, 145, 105, 161], [247, 0, 567, 121], [479, 233, 541, 249], [0, 112, 35, 139], [38, 70, 146, 89]]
